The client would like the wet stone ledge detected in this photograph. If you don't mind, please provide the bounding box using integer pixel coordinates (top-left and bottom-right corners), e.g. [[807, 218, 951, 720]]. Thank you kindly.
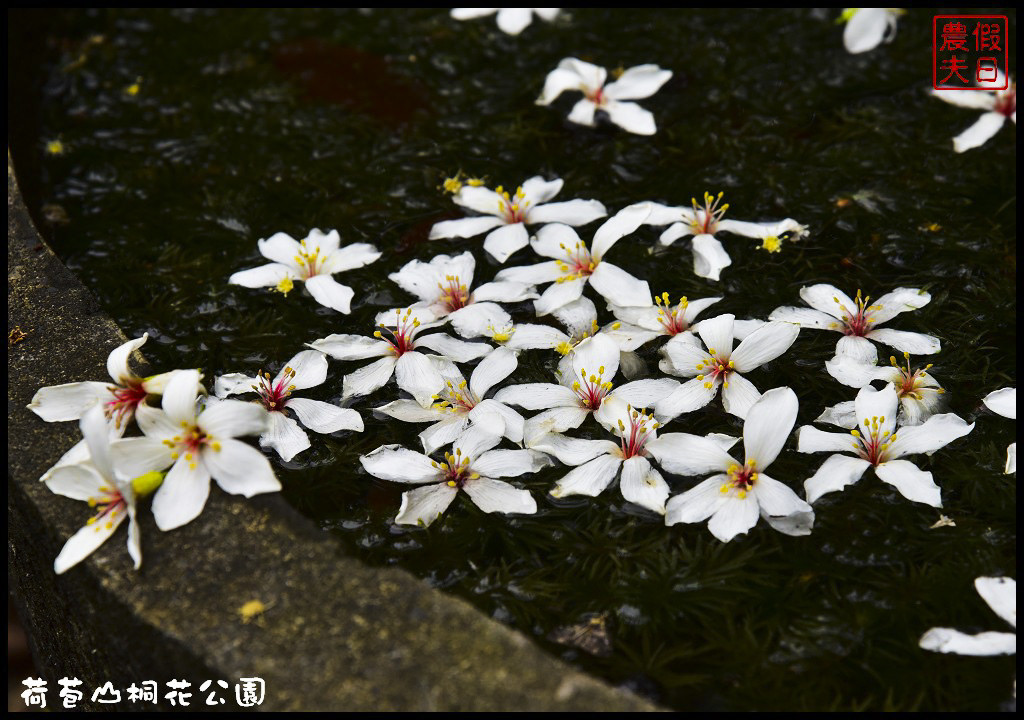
[[6, 153, 661, 712]]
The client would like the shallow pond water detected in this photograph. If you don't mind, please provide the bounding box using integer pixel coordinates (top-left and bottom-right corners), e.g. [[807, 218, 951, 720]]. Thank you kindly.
[[14, 8, 1016, 711]]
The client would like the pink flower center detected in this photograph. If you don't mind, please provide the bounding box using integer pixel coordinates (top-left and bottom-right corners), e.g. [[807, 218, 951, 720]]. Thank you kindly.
[[654, 292, 690, 335], [255, 367, 296, 411], [995, 84, 1016, 117], [555, 240, 596, 282], [374, 308, 421, 357], [616, 406, 658, 459], [432, 379, 477, 415], [586, 86, 606, 107], [889, 353, 942, 402], [105, 381, 149, 428], [293, 239, 325, 279], [496, 185, 528, 224], [87, 485, 127, 529], [695, 349, 734, 389], [692, 190, 729, 235], [834, 289, 880, 337], [572, 365, 613, 410], [434, 449, 476, 490], [438, 274, 470, 312], [851, 415, 893, 466], [724, 461, 759, 498]]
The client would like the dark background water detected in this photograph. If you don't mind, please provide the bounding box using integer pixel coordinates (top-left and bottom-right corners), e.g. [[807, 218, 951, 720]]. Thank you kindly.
[[9, 8, 1016, 711]]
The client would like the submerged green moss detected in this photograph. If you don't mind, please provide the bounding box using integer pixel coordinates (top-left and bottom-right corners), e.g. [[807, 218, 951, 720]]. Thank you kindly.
[[22, 8, 1016, 711]]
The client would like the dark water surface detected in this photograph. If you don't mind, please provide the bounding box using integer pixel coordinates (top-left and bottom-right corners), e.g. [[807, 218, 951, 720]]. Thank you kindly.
[[15, 8, 1016, 711]]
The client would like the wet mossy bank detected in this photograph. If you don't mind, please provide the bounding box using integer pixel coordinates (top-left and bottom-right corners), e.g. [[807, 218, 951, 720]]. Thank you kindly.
[[7, 154, 661, 712]]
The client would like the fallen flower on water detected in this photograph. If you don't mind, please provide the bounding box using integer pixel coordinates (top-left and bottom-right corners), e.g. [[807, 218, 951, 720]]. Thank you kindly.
[[982, 387, 1016, 474], [536, 58, 672, 135], [215, 349, 364, 462], [450, 8, 560, 35], [229, 228, 381, 314], [429, 176, 606, 263], [798, 384, 973, 507], [360, 424, 551, 527], [920, 576, 1016, 656], [931, 76, 1016, 153], [823, 352, 945, 425], [664, 387, 814, 542], [839, 8, 901, 54]]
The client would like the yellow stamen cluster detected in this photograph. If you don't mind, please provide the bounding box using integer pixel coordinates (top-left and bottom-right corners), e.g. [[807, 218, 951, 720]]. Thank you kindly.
[[853, 415, 895, 464], [274, 276, 294, 296], [431, 448, 479, 488], [691, 190, 729, 234], [654, 292, 689, 334], [759, 235, 782, 253], [46, 139, 65, 156], [488, 323, 515, 344], [695, 349, 733, 389], [431, 379, 476, 414], [720, 460, 759, 499], [555, 241, 596, 283]]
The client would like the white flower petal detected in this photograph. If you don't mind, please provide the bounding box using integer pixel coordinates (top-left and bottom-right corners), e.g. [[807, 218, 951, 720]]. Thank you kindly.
[[825, 354, 883, 388], [665, 475, 729, 526], [447, 303, 511, 340], [495, 260, 563, 285], [567, 98, 598, 126], [742, 387, 798, 468], [471, 281, 538, 304], [343, 356, 398, 400], [854, 384, 899, 439], [919, 628, 1016, 656], [619, 456, 669, 514], [110, 436, 173, 478], [54, 509, 128, 574], [523, 406, 591, 446], [982, 387, 1016, 419], [395, 483, 459, 526], [534, 276, 586, 316], [152, 457, 212, 531], [454, 185, 508, 215], [257, 232, 302, 265], [798, 425, 858, 453], [536, 67, 586, 106], [531, 223, 582, 259], [609, 378, 681, 410], [869, 287, 931, 325], [660, 333, 712, 377], [205, 438, 281, 497], [865, 328, 941, 355], [646, 433, 734, 476], [199, 399, 268, 438], [975, 576, 1016, 628], [654, 377, 718, 421], [395, 352, 445, 407], [816, 401, 858, 429], [550, 454, 622, 498], [604, 100, 657, 135], [304, 274, 355, 314], [429, 215, 505, 240], [450, 8, 498, 20], [887, 413, 973, 459], [1005, 442, 1016, 474], [752, 474, 811, 517], [708, 495, 761, 542], [603, 65, 672, 101], [308, 334, 392, 361], [843, 7, 890, 53], [483, 223, 530, 263], [589, 262, 651, 308], [697, 314, 735, 359], [659, 222, 691, 246], [214, 373, 259, 398], [494, 383, 578, 410], [952, 111, 1006, 153], [730, 322, 799, 373], [530, 433, 618, 466], [469, 346, 518, 399], [360, 445, 440, 484], [419, 417, 468, 456], [45, 463, 105, 502], [287, 398, 363, 434], [519, 175, 563, 206], [464, 476, 537, 514], [762, 508, 815, 537], [494, 8, 534, 34], [27, 381, 112, 422], [803, 454, 871, 504], [835, 335, 879, 365], [161, 369, 201, 427], [930, 88, 998, 110], [874, 460, 942, 507], [527, 199, 607, 227], [592, 203, 651, 262], [553, 295, 599, 336], [768, 306, 842, 331], [105, 335, 147, 385], [800, 284, 856, 319], [570, 334, 620, 382], [454, 423, 504, 461], [721, 372, 761, 419], [691, 234, 732, 281], [325, 242, 381, 274], [414, 334, 491, 363], [470, 399, 525, 445], [261, 412, 311, 462], [228, 262, 294, 288], [473, 449, 551, 478], [278, 349, 328, 391]]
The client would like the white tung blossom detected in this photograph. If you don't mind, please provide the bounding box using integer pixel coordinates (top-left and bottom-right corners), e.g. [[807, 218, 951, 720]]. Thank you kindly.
[[798, 384, 973, 508], [215, 349, 364, 462], [308, 307, 491, 407], [982, 387, 1016, 474], [360, 424, 551, 527], [664, 387, 814, 543], [821, 352, 946, 426], [374, 347, 525, 455], [494, 203, 654, 317], [770, 284, 939, 365], [496, 333, 677, 446], [920, 576, 1016, 656], [450, 8, 560, 36], [385, 250, 537, 342], [536, 58, 673, 135], [110, 370, 280, 531], [429, 176, 607, 263], [229, 228, 381, 314], [644, 192, 808, 281], [839, 8, 902, 54], [604, 291, 722, 351], [45, 405, 148, 574], [655, 313, 800, 421], [931, 76, 1016, 153]]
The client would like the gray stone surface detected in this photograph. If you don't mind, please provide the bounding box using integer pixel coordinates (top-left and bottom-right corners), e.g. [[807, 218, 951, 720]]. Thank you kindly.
[[7, 153, 661, 712]]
